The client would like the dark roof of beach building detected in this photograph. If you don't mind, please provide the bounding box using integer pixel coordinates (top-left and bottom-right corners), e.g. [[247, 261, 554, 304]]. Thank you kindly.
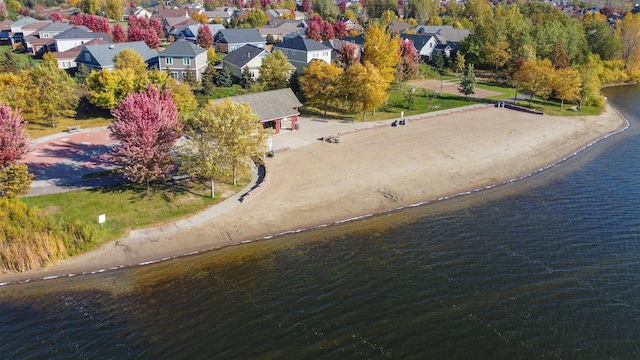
[[78, 41, 157, 68], [222, 44, 266, 67], [215, 28, 264, 44], [159, 39, 207, 57], [276, 35, 331, 52], [223, 88, 302, 123]]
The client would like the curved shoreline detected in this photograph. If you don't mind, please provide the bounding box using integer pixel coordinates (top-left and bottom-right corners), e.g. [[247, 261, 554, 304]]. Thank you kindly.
[[0, 104, 630, 286]]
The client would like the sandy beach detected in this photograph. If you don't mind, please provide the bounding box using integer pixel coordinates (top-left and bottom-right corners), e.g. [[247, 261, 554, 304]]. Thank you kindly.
[[1, 105, 627, 283]]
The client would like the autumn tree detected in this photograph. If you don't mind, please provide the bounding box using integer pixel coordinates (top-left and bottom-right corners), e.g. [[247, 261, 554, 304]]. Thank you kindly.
[[458, 63, 476, 97], [203, 99, 265, 186], [259, 50, 294, 90], [333, 21, 348, 39], [342, 61, 389, 119], [335, 41, 360, 69], [301, 61, 343, 118], [196, 24, 213, 49], [0, 104, 32, 197], [366, 0, 396, 19], [104, 0, 123, 21], [398, 38, 419, 81], [411, 0, 439, 25], [363, 24, 400, 85], [584, 14, 621, 61], [114, 48, 147, 73], [552, 67, 581, 111], [110, 85, 182, 191], [247, 8, 267, 27], [24, 54, 79, 127], [49, 11, 63, 22], [618, 12, 640, 72], [513, 58, 554, 107], [111, 23, 127, 43]]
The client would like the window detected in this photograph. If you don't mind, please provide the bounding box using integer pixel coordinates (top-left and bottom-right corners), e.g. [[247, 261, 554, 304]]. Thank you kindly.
[[181, 71, 187, 79], [42, 33, 50, 38], [323, 51, 329, 57], [165, 57, 173, 65], [62, 61, 71, 68], [84, 53, 90, 62], [183, 57, 190, 66], [291, 50, 295, 55], [171, 72, 179, 79]]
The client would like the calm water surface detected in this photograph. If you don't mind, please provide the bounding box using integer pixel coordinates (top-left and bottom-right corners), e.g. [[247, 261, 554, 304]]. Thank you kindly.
[[1, 85, 639, 359]]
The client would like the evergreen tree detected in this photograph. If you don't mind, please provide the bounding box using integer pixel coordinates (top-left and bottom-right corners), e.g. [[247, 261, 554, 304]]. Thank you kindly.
[[216, 68, 233, 87], [201, 63, 219, 93], [458, 64, 476, 97], [433, 52, 445, 75], [240, 67, 254, 89], [288, 70, 304, 102]]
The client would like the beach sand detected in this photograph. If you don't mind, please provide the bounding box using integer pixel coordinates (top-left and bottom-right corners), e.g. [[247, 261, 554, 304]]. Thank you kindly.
[[1, 105, 627, 283]]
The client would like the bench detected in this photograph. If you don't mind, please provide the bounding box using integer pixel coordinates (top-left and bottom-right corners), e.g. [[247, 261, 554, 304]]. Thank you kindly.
[[67, 125, 81, 133], [342, 117, 355, 123], [172, 174, 190, 183]]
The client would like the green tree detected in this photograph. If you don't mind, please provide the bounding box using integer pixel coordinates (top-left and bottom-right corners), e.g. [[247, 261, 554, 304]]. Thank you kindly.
[[104, 0, 123, 20], [241, 66, 254, 89], [247, 8, 268, 27], [216, 68, 233, 87], [453, 51, 466, 73], [584, 14, 622, 61], [432, 52, 445, 74], [411, 0, 439, 25], [204, 99, 265, 185], [201, 63, 219, 92], [178, 109, 227, 198], [114, 48, 147, 73], [24, 54, 79, 127], [300, 60, 343, 118], [313, 0, 339, 20], [258, 50, 294, 90], [458, 63, 476, 97]]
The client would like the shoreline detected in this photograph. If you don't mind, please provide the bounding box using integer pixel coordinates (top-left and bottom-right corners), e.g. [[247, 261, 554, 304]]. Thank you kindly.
[[0, 104, 629, 285]]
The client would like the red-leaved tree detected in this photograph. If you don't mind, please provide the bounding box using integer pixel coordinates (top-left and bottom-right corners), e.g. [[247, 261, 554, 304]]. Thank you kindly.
[[196, 24, 213, 48], [333, 21, 348, 39], [111, 23, 127, 43], [49, 11, 64, 22], [321, 20, 335, 40], [301, 0, 310, 12], [398, 38, 419, 81], [335, 41, 360, 69], [70, 14, 111, 34], [109, 85, 183, 191], [127, 16, 160, 49], [0, 103, 30, 167], [305, 19, 322, 41]]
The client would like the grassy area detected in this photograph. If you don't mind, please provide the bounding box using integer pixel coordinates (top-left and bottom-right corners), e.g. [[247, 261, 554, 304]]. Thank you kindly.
[[0, 46, 42, 67], [22, 177, 250, 244], [513, 96, 601, 116], [27, 98, 114, 139]]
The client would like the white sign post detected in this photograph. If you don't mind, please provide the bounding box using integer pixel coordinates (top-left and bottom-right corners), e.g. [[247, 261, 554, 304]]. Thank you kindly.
[[268, 137, 273, 151], [98, 214, 106, 228]]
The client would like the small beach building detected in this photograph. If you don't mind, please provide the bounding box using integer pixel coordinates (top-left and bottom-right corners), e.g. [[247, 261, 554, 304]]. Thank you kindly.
[[222, 88, 302, 134]]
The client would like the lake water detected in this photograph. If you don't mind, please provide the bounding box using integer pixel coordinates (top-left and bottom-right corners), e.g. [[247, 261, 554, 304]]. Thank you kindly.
[[1, 85, 639, 359]]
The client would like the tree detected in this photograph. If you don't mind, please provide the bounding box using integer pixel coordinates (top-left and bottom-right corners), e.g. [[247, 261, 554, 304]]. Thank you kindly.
[[178, 110, 227, 198], [258, 50, 294, 90], [0, 50, 20, 73], [333, 21, 348, 39], [381, 9, 396, 27], [110, 85, 182, 191], [24, 55, 79, 127], [513, 58, 554, 107], [458, 63, 476, 97], [301, 61, 343, 118], [552, 67, 581, 111], [104, 0, 123, 21], [0, 104, 30, 167], [584, 15, 622, 61], [342, 61, 389, 119], [196, 24, 213, 49], [410, 0, 439, 25], [111, 23, 127, 43], [402, 85, 417, 110], [201, 63, 219, 92], [453, 51, 465, 73], [432, 52, 445, 74], [363, 24, 401, 85], [398, 38, 419, 81], [366, 0, 396, 19], [0, 104, 32, 197], [114, 48, 147, 73], [204, 99, 265, 186], [618, 13, 640, 72], [289, 70, 304, 102], [216, 68, 233, 87], [247, 8, 267, 27], [83, 0, 100, 15], [166, 78, 198, 115], [313, 0, 339, 19], [241, 66, 255, 89], [335, 41, 360, 69], [191, 12, 208, 24], [49, 11, 63, 22]]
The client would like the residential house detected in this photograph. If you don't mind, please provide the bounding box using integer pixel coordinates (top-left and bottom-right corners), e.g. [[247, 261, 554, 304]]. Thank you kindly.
[[258, 19, 306, 42], [38, 22, 79, 39], [156, 7, 191, 19], [158, 39, 208, 81], [335, 17, 364, 34], [0, 19, 12, 45], [75, 41, 158, 71], [389, 21, 412, 34], [8, 16, 41, 48], [264, 9, 306, 22], [400, 34, 439, 61], [222, 88, 302, 134], [54, 27, 112, 52], [322, 38, 362, 61], [400, 27, 469, 61], [163, 17, 196, 38], [221, 44, 268, 81], [124, 6, 153, 19], [273, 35, 332, 72], [204, 7, 237, 24], [54, 37, 111, 70], [169, 23, 225, 43], [214, 28, 266, 53]]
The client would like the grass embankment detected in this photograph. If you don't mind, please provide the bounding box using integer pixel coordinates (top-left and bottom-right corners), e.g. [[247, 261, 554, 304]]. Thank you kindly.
[[5, 178, 248, 272]]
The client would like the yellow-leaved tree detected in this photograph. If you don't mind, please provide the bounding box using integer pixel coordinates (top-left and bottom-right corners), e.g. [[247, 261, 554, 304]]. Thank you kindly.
[[363, 23, 400, 86], [513, 58, 554, 107], [342, 61, 389, 120], [551, 67, 582, 111], [301, 61, 344, 119], [617, 12, 640, 74]]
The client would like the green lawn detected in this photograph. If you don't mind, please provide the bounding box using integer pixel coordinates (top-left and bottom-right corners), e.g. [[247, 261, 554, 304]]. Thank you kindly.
[[0, 45, 42, 67], [22, 178, 249, 245]]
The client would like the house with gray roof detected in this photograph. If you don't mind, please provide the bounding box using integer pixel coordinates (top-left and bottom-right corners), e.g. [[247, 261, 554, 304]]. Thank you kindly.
[[54, 37, 111, 70], [54, 27, 112, 52], [75, 41, 158, 71], [169, 23, 225, 43], [222, 88, 302, 134], [273, 35, 332, 72], [221, 44, 268, 81], [204, 6, 237, 24], [37, 22, 79, 39], [214, 28, 265, 53], [258, 19, 306, 42], [8, 16, 41, 48], [158, 39, 208, 81]]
